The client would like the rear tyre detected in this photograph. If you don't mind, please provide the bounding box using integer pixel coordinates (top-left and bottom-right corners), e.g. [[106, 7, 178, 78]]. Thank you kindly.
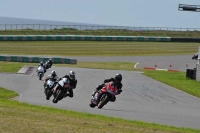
[[39, 75, 42, 80]]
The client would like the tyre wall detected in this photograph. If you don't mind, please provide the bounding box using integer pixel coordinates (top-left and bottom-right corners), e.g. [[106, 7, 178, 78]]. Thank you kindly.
[[0, 35, 171, 42], [1, 35, 200, 42], [0, 55, 77, 64]]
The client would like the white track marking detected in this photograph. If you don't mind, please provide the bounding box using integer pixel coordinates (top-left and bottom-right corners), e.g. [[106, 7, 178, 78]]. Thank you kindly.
[[156, 68, 168, 71], [19, 94, 23, 98], [134, 62, 139, 68]]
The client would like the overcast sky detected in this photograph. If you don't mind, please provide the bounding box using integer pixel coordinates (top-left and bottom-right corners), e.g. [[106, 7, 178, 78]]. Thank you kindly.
[[0, 0, 200, 28]]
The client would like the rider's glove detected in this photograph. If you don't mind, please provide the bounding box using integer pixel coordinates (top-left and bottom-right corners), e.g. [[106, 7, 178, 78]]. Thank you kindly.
[[117, 89, 122, 94]]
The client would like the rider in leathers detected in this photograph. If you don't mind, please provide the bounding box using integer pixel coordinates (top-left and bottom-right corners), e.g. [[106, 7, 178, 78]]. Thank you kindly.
[[93, 74, 123, 102], [53, 78, 70, 100], [44, 70, 59, 87], [37, 61, 46, 73], [46, 58, 53, 67]]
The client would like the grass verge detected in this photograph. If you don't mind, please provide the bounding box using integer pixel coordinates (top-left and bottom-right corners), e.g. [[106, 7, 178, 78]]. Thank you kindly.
[[143, 70, 200, 98], [0, 41, 198, 56], [0, 62, 143, 73], [0, 87, 199, 133], [0, 62, 37, 73]]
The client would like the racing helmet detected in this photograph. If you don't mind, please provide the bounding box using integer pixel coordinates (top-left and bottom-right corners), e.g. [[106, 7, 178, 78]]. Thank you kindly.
[[40, 61, 43, 66], [115, 74, 122, 82], [69, 70, 76, 79], [63, 78, 70, 84], [51, 70, 56, 77]]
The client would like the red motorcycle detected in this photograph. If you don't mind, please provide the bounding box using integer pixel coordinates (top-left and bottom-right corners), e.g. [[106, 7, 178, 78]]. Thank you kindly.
[[89, 82, 119, 109]]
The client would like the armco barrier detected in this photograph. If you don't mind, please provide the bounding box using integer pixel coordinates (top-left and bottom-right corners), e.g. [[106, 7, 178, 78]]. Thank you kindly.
[[0, 35, 171, 42], [0, 55, 77, 64], [0, 56, 6, 61], [2, 35, 200, 42]]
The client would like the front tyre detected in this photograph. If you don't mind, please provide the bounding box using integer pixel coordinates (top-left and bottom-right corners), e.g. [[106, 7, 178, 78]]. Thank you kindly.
[[89, 99, 96, 108], [46, 89, 52, 100], [97, 94, 110, 109], [53, 90, 62, 103]]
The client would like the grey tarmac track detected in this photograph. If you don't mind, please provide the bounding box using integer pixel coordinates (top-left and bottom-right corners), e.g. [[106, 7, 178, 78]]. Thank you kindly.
[[1, 62, 200, 130], [67, 55, 198, 72]]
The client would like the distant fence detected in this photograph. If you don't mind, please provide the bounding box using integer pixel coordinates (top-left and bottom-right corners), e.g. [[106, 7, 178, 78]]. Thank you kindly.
[[0, 24, 200, 31]]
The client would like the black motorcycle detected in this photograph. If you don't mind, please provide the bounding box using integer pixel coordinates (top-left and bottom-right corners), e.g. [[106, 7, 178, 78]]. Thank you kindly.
[[44, 61, 52, 70], [44, 79, 56, 100], [192, 53, 198, 60]]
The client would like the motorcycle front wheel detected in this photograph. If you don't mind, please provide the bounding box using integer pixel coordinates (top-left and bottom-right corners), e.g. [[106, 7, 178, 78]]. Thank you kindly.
[[97, 94, 110, 109], [53, 90, 62, 103], [89, 99, 96, 108], [46, 88, 52, 100]]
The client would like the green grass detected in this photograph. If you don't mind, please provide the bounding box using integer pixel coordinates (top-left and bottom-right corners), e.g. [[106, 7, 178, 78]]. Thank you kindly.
[[0, 41, 198, 56], [0, 87, 18, 99], [0, 29, 200, 37], [143, 70, 200, 98], [60, 62, 143, 71], [0, 62, 36, 73], [0, 62, 143, 73], [0, 87, 199, 133]]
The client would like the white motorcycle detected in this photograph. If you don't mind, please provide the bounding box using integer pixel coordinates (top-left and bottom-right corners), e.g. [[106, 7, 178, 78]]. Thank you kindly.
[[37, 66, 44, 80], [44, 79, 55, 100]]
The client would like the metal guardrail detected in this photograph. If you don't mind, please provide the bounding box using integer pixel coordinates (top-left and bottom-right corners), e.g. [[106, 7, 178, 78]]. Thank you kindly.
[[0, 24, 200, 31], [0, 35, 171, 42]]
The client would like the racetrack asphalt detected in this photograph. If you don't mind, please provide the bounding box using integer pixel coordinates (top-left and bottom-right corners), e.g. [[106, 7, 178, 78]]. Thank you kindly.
[[67, 55, 198, 72], [1, 55, 200, 130]]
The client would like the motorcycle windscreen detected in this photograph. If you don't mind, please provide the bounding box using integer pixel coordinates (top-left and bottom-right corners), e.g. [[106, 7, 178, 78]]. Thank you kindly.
[[38, 66, 44, 72], [47, 80, 54, 87], [58, 80, 64, 87]]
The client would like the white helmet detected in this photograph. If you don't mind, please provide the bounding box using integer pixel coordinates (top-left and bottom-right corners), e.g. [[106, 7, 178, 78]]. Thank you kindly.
[[51, 70, 56, 77], [63, 78, 70, 84], [69, 70, 75, 79]]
